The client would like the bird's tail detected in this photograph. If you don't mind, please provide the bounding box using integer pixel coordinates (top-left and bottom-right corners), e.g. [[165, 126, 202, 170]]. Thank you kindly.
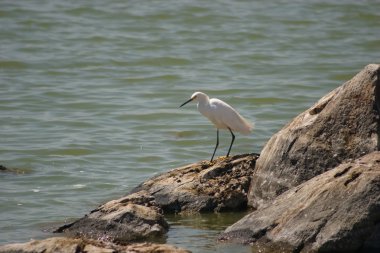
[[241, 118, 254, 135]]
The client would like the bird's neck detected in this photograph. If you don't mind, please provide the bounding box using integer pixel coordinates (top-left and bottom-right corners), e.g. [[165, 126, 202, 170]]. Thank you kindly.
[[197, 97, 209, 108], [197, 98, 211, 117]]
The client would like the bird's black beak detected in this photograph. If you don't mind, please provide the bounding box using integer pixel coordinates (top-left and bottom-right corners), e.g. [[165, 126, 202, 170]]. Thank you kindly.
[[179, 98, 194, 108]]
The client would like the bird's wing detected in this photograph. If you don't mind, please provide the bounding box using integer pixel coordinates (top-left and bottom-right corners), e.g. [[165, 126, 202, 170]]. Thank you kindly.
[[210, 98, 253, 134]]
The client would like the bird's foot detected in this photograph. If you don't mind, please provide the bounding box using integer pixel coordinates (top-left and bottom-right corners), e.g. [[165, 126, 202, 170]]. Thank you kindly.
[[201, 160, 213, 166], [208, 156, 228, 164], [207, 159, 217, 166]]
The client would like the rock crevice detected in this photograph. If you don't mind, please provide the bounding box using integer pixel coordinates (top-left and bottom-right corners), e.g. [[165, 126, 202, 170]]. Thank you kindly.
[[220, 152, 380, 252]]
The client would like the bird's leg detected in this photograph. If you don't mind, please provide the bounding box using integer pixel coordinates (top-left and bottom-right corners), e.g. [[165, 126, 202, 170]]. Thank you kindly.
[[210, 129, 219, 162], [226, 128, 235, 157]]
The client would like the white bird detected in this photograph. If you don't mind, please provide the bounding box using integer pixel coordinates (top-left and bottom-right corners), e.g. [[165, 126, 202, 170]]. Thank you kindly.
[[180, 91, 253, 162]]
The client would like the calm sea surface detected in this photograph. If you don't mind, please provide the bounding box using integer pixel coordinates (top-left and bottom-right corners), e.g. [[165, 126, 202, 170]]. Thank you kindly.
[[1, 0, 379, 252]]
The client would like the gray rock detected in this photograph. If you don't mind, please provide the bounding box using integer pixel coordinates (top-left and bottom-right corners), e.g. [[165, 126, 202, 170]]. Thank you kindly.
[[54, 191, 169, 244], [131, 153, 259, 213], [0, 236, 190, 253], [249, 64, 380, 208], [219, 152, 380, 253], [53, 154, 258, 244]]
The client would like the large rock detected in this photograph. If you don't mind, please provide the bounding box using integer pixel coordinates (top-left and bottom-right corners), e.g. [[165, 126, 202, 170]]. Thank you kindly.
[[249, 64, 380, 208], [54, 154, 258, 244], [219, 152, 380, 253], [54, 192, 169, 244], [131, 153, 259, 213], [0, 236, 190, 253]]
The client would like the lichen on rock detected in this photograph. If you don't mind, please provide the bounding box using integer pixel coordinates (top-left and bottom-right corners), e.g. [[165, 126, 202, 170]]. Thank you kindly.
[[131, 153, 259, 213]]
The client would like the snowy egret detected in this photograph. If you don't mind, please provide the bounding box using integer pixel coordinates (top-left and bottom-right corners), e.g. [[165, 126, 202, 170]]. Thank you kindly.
[[180, 92, 253, 162]]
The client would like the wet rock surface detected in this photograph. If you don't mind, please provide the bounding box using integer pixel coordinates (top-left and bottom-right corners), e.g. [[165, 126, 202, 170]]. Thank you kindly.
[[54, 191, 169, 244], [131, 153, 259, 213], [219, 152, 380, 253], [0, 237, 190, 253], [249, 64, 380, 208]]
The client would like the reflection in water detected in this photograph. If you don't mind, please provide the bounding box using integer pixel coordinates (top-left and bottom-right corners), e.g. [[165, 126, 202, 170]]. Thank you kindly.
[[166, 211, 253, 253]]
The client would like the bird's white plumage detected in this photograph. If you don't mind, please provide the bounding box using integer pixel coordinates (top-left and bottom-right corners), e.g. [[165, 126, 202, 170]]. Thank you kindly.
[[190, 92, 253, 134], [180, 91, 253, 161]]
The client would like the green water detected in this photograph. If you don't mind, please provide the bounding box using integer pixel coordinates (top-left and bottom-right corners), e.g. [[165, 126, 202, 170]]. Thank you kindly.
[[0, 0, 379, 252]]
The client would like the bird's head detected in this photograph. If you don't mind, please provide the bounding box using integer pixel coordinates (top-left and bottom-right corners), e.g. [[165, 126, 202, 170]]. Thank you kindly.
[[180, 92, 208, 107]]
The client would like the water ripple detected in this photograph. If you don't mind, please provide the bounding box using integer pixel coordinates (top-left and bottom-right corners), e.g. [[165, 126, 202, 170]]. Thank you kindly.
[[1, 0, 380, 251]]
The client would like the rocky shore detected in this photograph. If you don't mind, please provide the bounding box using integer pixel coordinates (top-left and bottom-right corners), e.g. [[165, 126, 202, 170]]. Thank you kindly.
[[1, 64, 379, 253], [219, 152, 380, 252], [0, 154, 259, 252], [52, 153, 259, 244], [219, 64, 380, 252]]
